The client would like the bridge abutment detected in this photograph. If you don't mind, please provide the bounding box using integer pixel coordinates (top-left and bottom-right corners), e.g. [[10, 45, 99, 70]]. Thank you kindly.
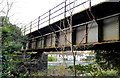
[[22, 51, 48, 75]]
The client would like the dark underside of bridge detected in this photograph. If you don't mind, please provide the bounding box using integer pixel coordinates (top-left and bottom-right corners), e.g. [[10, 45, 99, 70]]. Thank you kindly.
[[26, 41, 120, 52], [25, 2, 120, 52]]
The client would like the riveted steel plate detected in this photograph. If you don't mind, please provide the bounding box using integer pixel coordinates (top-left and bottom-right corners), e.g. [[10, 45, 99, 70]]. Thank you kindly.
[[88, 22, 98, 42], [76, 25, 86, 44], [103, 16, 119, 41]]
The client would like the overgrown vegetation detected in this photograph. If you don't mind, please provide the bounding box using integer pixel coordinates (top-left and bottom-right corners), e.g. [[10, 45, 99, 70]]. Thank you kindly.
[[68, 63, 119, 77], [68, 50, 120, 77], [0, 16, 28, 77], [32, 65, 72, 76], [95, 50, 120, 75]]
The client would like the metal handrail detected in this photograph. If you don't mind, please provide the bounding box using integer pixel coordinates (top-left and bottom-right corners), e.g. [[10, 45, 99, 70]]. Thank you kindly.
[[50, 6, 65, 16], [40, 15, 49, 21], [22, 0, 89, 35], [51, 1, 65, 11]]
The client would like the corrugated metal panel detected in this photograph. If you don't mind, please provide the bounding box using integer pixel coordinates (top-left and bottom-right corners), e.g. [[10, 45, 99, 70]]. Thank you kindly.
[[88, 22, 98, 42], [59, 31, 65, 46], [103, 16, 119, 41], [76, 26, 86, 44]]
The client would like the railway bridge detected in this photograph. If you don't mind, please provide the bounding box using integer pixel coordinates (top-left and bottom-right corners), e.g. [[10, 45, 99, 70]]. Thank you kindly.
[[22, 1, 120, 51], [21, 1, 120, 72]]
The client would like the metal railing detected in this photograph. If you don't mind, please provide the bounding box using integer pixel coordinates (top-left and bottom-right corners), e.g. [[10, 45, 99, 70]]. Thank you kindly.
[[22, 0, 89, 35]]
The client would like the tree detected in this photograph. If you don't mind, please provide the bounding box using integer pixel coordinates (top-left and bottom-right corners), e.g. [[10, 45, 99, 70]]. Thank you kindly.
[[0, 16, 28, 77], [95, 50, 120, 75]]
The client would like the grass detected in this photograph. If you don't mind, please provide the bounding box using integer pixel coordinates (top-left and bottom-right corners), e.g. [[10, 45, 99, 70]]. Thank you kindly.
[[48, 65, 59, 69], [31, 65, 72, 76]]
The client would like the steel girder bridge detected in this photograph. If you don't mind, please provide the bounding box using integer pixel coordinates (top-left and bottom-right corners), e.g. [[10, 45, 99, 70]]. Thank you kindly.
[[21, 1, 120, 52]]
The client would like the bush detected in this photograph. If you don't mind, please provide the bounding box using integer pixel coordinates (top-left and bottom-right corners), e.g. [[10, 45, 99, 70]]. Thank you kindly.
[[0, 16, 28, 77], [68, 64, 119, 77], [48, 56, 55, 62]]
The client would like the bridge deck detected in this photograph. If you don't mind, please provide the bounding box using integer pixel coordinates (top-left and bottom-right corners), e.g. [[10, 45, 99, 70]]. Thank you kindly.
[[22, 2, 120, 52]]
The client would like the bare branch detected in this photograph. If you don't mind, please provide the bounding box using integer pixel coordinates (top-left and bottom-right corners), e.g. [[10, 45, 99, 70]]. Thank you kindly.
[[0, 5, 6, 14], [6, 0, 14, 17], [55, 24, 72, 45], [82, 4, 92, 20], [68, 0, 77, 15]]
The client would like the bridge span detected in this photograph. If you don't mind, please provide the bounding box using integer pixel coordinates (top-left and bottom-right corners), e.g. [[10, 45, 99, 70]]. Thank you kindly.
[[20, 1, 120, 73], [22, 1, 120, 52]]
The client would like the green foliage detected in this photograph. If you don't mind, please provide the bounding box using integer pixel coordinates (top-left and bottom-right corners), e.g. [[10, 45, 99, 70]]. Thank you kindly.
[[48, 56, 55, 62], [68, 63, 119, 77], [102, 70, 118, 76], [0, 16, 28, 77], [48, 65, 59, 69], [47, 65, 72, 76], [95, 50, 120, 72], [68, 64, 98, 76]]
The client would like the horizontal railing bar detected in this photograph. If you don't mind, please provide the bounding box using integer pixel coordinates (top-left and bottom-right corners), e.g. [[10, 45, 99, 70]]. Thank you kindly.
[[66, 0, 89, 13], [25, 29, 30, 32], [25, 26, 30, 30], [50, 6, 64, 15], [40, 15, 49, 21], [66, 0, 75, 7], [50, 1, 65, 11], [23, 23, 30, 29], [25, 25, 31, 29], [39, 19, 49, 25], [31, 25, 37, 29], [40, 11, 49, 17], [32, 21, 38, 26], [50, 11, 64, 20], [32, 18, 38, 23]]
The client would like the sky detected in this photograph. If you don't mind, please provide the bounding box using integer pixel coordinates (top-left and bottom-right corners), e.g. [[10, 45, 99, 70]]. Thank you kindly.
[[0, 0, 110, 29], [1, 0, 63, 27]]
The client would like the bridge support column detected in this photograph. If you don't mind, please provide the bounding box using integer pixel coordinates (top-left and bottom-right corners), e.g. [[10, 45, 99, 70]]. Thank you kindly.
[[29, 52, 48, 73], [23, 52, 48, 75], [37, 52, 48, 72]]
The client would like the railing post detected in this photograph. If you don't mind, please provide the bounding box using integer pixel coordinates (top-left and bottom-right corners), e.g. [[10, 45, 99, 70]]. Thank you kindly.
[[63, 0, 67, 29], [64, 0, 66, 19], [38, 16, 40, 29], [30, 22, 32, 33], [49, 9, 51, 25]]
